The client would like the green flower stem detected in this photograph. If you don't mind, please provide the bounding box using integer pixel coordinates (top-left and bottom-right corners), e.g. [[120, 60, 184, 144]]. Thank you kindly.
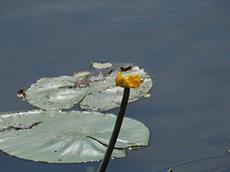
[[97, 88, 130, 172]]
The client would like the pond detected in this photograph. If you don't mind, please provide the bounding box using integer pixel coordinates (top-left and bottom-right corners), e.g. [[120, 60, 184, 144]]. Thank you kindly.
[[0, 0, 230, 171]]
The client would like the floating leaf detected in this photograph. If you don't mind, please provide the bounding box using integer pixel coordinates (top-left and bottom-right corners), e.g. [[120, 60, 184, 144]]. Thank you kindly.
[[73, 71, 91, 78], [25, 76, 86, 110], [80, 76, 152, 111], [90, 62, 112, 70], [0, 110, 149, 163], [24, 64, 152, 111]]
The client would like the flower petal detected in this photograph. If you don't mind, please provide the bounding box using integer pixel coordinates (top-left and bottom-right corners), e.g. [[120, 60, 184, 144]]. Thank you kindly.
[[115, 72, 141, 88]]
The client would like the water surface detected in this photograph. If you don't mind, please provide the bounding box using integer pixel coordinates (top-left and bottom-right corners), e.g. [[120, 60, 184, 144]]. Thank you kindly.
[[0, 0, 230, 171]]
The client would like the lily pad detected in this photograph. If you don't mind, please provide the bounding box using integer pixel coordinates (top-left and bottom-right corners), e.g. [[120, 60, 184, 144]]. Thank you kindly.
[[80, 75, 152, 111], [0, 110, 150, 163], [25, 76, 86, 110], [90, 62, 113, 70], [24, 64, 153, 111]]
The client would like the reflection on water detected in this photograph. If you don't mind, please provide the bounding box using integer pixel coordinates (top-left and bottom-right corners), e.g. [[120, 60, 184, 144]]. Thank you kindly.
[[0, 0, 230, 171], [86, 166, 96, 172]]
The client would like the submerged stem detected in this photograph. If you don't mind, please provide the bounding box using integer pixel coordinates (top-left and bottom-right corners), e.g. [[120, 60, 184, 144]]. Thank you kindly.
[[97, 88, 130, 172]]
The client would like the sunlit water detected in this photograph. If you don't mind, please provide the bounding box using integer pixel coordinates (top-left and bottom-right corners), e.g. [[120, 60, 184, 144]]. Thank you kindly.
[[0, 0, 230, 171]]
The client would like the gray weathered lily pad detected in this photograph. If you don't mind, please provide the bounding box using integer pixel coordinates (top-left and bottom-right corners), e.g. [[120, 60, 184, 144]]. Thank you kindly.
[[80, 74, 152, 111], [24, 64, 153, 111], [0, 110, 150, 163], [90, 62, 113, 70]]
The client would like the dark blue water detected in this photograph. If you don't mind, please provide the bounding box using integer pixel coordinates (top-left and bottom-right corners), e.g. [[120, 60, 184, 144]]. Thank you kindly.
[[0, 0, 230, 171]]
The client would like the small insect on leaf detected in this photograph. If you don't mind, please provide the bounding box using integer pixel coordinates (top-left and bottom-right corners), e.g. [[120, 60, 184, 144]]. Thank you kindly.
[[120, 64, 133, 72]]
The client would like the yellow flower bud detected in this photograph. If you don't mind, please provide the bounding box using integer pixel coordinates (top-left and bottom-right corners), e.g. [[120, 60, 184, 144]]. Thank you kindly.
[[115, 71, 141, 88]]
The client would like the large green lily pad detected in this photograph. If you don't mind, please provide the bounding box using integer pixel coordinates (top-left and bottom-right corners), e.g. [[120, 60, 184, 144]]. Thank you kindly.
[[0, 110, 150, 163], [24, 64, 153, 111]]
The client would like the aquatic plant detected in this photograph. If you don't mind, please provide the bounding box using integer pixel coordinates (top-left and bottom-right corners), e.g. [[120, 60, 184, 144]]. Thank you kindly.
[[0, 62, 152, 164], [97, 71, 141, 172]]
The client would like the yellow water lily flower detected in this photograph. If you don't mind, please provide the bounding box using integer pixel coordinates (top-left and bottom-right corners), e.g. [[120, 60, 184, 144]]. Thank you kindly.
[[115, 71, 141, 88]]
